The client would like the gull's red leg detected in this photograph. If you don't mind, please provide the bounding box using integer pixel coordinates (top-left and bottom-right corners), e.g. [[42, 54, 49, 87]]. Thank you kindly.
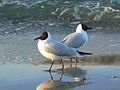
[[75, 57, 79, 67], [70, 57, 72, 67], [61, 59, 64, 71], [48, 61, 54, 72]]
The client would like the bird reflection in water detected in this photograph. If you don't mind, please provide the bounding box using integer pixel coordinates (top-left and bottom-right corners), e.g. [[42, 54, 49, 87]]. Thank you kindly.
[[36, 67, 87, 90]]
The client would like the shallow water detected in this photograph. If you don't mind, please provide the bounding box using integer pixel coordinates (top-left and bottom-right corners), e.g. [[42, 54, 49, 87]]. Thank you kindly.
[[0, 64, 120, 90]]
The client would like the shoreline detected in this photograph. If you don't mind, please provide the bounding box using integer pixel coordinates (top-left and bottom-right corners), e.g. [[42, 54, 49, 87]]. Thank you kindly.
[[32, 54, 120, 66]]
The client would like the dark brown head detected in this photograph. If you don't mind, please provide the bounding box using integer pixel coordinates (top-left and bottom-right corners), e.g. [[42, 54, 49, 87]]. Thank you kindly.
[[34, 32, 48, 41], [81, 24, 92, 31]]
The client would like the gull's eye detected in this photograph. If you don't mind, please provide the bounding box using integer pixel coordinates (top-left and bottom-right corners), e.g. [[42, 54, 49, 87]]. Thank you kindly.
[[43, 34, 46, 37]]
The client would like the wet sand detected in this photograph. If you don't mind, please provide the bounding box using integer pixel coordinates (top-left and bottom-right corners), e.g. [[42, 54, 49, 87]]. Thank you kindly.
[[33, 54, 120, 66], [0, 64, 120, 90]]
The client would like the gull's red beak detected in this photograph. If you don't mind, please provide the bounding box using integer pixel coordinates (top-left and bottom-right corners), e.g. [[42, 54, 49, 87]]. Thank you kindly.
[[34, 37, 40, 41], [87, 27, 92, 29]]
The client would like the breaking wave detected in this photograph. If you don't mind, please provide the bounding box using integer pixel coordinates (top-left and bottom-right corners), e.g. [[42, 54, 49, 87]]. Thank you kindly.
[[0, 0, 120, 24]]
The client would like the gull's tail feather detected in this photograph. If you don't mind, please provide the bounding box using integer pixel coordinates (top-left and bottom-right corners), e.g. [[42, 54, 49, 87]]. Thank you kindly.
[[77, 51, 92, 55]]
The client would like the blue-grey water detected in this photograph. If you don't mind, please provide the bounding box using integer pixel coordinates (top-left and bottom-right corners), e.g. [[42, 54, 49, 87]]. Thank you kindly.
[[0, 64, 120, 90]]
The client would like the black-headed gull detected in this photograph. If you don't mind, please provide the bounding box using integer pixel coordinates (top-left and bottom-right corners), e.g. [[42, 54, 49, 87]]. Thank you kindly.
[[61, 24, 92, 66], [62, 24, 92, 48], [34, 32, 81, 71]]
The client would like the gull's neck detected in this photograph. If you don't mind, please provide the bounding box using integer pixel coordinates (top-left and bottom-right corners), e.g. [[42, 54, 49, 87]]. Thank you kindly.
[[76, 25, 84, 33]]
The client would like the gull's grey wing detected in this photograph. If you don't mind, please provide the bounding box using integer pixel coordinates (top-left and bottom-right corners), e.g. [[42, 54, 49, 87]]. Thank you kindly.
[[61, 33, 74, 43], [44, 40, 77, 56], [62, 33, 86, 48]]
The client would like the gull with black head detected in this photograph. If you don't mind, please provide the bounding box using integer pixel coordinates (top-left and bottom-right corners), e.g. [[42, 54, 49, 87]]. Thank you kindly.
[[61, 24, 92, 66], [34, 31, 81, 71]]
